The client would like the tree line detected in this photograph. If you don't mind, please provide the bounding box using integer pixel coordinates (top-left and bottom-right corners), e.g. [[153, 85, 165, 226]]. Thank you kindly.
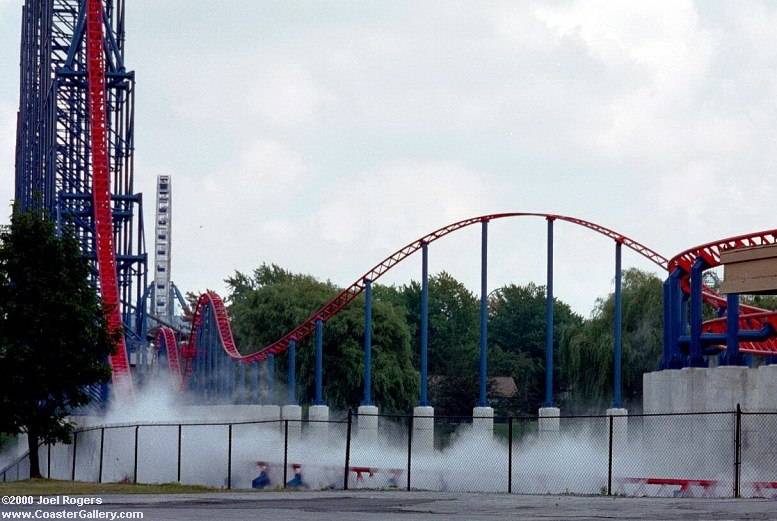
[[226, 263, 667, 415]]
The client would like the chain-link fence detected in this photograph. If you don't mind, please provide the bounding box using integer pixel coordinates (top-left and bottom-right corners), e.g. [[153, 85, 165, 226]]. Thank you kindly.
[[4, 408, 777, 498]]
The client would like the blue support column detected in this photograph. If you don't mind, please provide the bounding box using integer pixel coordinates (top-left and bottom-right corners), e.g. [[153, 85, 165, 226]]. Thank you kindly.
[[662, 277, 671, 369], [268, 354, 275, 404], [667, 268, 683, 368], [363, 278, 373, 406], [479, 220, 489, 407], [288, 339, 297, 404], [252, 360, 260, 403], [227, 357, 235, 397], [613, 241, 623, 408], [314, 319, 324, 405], [689, 257, 707, 367], [544, 217, 554, 407], [238, 361, 246, 404], [724, 293, 744, 365], [420, 242, 429, 406]]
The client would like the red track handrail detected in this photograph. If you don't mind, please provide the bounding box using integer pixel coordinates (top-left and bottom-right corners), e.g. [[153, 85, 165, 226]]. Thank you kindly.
[[156, 327, 182, 387], [178, 214, 777, 372], [86, 0, 132, 394], [669, 230, 777, 272], [185, 213, 669, 364], [669, 229, 777, 353]]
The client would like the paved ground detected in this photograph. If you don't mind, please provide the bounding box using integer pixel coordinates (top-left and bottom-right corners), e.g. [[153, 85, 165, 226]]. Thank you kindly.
[[2, 491, 776, 520]]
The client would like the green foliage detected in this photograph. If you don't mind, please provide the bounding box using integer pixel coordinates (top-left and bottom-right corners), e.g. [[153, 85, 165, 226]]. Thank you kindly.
[[488, 283, 583, 414], [0, 211, 114, 477], [226, 261, 665, 417], [560, 268, 663, 412], [226, 264, 418, 413]]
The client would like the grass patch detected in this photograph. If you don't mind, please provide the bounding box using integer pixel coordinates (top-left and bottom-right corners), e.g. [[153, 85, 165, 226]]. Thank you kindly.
[[0, 479, 224, 496]]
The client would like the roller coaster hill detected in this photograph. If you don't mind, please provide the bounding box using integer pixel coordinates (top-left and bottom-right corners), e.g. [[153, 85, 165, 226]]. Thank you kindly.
[[12, 0, 777, 413]]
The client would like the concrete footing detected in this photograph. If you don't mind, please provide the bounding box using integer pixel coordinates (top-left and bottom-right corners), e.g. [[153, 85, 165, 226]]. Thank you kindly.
[[282, 405, 302, 439], [472, 406, 494, 436], [413, 406, 434, 451], [643, 366, 776, 414], [605, 408, 628, 449], [307, 405, 330, 441], [538, 407, 560, 439], [261, 404, 281, 432], [357, 405, 379, 442]]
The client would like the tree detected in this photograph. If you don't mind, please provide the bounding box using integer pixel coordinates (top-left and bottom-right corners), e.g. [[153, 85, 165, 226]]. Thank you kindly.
[[0, 211, 114, 478], [488, 283, 583, 414], [399, 272, 481, 415], [226, 264, 418, 412], [560, 268, 663, 411]]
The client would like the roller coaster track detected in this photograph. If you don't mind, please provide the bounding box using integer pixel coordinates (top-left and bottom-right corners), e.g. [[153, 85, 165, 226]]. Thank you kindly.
[[669, 230, 777, 354], [160, 213, 672, 370], [155, 327, 182, 387], [86, 0, 132, 393], [155, 214, 777, 382]]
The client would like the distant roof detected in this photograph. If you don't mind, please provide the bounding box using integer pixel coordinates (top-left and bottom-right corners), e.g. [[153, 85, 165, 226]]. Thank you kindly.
[[428, 375, 517, 398], [490, 376, 518, 398]]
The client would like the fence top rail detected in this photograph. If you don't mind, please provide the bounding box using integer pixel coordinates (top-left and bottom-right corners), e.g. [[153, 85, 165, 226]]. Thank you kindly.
[[349, 409, 745, 421], [0, 440, 45, 477], [73, 417, 351, 434], [74, 418, 287, 433]]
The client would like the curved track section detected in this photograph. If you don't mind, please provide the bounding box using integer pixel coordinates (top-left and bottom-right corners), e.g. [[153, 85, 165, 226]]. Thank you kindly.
[[86, 0, 132, 393], [184, 213, 670, 367], [155, 327, 182, 386], [670, 229, 777, 354]]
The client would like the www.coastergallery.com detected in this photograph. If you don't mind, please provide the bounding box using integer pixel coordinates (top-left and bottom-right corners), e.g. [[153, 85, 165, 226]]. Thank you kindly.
[[2, 511, 142, 519]]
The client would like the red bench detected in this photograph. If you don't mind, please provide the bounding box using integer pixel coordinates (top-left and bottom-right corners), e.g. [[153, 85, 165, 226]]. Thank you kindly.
[[750, 481, 777, 497], [617, 477, 718, 497]]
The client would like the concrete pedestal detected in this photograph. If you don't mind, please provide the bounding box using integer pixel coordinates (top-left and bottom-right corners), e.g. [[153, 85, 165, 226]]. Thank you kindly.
[[282, 405, 302, 440], [605, 408, 628, 450], [413, 406, 434, 451], [538, 407, 560, 439], [357, 405, 379, 442], [307, 405, 330, 442], [261, 405, 281, 433], [472, 406, 494, 436], [757, 365, 777, 411]]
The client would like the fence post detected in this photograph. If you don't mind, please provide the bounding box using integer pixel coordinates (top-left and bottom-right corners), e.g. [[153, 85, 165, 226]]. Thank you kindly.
[[47, 444, 51, 479], [133, 426, 139, 484], [508, 417, 513, 494], [71, 431, 78, 481], [227, 424, 233, 490], [98, 428, 105, 483], [406, 413, 413, 491], [607, 415, 613, 496], [177, 424, 182, 482], [343, 409, 352, 490], [283, 420, 289, 489], [735, 404, 742, 498]]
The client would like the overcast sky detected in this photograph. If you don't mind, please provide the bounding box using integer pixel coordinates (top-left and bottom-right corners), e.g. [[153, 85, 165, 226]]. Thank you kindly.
[[0, 1, 776, 316]]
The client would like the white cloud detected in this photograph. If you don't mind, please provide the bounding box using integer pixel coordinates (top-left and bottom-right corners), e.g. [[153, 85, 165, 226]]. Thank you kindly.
[[3, 1, 777, 315], [317, 160, 494, 251], [246, 63, 332, 127]]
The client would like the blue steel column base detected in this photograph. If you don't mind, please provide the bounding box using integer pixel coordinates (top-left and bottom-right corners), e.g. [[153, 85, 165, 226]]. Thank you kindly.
[[720, 352, 747, 366], [687, 355, 709, 368]]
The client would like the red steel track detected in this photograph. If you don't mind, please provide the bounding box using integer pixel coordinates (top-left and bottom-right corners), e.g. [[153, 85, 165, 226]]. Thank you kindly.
[[669, 229, 777, 354], [165, 213, 673, 368], [86, 0, 132, 394], [155, 327, 182, 387], [157, 214, 777, 381]]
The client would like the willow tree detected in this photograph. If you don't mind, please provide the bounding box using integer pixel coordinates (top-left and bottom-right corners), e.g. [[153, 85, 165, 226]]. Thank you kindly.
[[560, 268, 663, 411]]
